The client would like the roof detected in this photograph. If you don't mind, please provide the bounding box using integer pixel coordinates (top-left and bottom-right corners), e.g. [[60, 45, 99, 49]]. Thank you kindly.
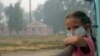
[[26, 21, 52, 28]]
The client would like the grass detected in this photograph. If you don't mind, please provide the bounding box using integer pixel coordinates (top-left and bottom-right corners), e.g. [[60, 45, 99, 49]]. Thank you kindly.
[[0, 35, 66, 53]]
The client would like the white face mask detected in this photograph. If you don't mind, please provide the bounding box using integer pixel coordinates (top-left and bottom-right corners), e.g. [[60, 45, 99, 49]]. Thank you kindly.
[[67, 26, 87, 37]]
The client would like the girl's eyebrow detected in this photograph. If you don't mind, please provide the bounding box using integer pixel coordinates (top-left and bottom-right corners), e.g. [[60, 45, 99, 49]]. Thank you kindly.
[[66, 27, 71, 30]]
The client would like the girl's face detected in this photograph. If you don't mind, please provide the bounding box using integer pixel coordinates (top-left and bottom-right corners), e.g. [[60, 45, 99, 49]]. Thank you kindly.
[[65, 17, 88, 36], [65, 17, 83, 31]]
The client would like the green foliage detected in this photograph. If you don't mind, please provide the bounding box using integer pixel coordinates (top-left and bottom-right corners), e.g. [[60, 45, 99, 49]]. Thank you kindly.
[[0, 2, 3, 20], [4, 2, 24, 34]]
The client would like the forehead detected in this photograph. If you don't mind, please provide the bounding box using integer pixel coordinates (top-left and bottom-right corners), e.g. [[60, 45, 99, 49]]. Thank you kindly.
[[65, 18, 82, 27]]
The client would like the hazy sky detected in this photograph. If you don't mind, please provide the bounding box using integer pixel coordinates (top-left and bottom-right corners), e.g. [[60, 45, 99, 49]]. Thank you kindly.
[[0, 0, 46, 12]]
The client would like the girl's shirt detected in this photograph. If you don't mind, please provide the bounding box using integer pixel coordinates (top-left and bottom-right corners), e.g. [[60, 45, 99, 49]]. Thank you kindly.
[[72, 37, 95, 56]]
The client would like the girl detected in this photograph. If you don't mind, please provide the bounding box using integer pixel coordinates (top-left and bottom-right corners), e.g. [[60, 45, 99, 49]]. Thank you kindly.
[[64, 11, 96, 56]]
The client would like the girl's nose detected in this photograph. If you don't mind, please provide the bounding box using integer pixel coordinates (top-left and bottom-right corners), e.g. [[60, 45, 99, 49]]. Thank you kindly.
[[70, 28, 74, 32]]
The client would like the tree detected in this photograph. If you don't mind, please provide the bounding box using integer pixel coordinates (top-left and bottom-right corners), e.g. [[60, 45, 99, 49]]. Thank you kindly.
[[5, 2, 24, 34], [0, 2, 3, 20], [33, 0, 68, 33], [33, 5, 44, 21]]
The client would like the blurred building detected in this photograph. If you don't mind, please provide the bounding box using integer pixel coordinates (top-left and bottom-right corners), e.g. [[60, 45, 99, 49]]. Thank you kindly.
[[19, 21, 54, 36], [0, 21, 54, 36]]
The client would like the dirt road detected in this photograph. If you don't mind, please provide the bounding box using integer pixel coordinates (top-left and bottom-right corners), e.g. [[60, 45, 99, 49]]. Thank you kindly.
[[1, 49, 62, 56]]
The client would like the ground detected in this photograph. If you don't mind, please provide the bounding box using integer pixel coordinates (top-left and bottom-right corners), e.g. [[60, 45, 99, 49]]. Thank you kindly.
[[1, 49, 62, 56], [0, 35, 66, 56]]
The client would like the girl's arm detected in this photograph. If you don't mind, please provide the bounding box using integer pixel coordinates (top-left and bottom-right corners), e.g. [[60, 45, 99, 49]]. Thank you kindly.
[[64, 36, 87, 47]]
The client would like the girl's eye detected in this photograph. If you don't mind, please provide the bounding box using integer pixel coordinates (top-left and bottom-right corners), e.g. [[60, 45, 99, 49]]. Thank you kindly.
[[66, 26, 80, 30], [73, 26, 80, 29]]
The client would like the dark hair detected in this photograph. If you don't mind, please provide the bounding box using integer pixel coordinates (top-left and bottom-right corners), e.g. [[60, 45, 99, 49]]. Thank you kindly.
[[66, 11, 96, 50]]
